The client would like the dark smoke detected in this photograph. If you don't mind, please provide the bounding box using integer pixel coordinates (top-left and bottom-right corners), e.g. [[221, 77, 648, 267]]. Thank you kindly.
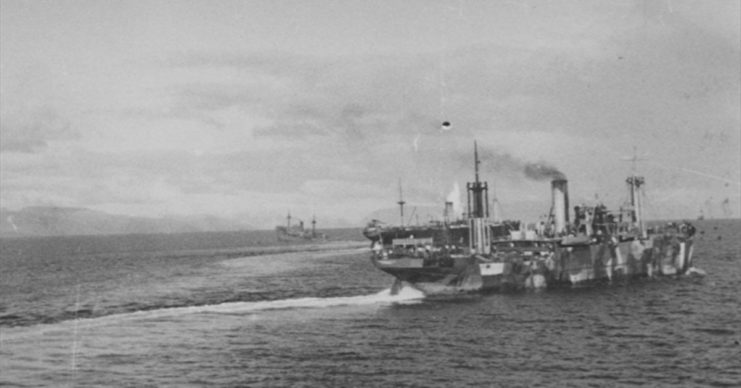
[[453, 145, 567, 181], [524, 162, 566, 181]]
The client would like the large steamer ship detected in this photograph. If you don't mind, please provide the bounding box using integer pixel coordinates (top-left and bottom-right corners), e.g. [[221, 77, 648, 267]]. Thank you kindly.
[[364, 142, 696, 294]]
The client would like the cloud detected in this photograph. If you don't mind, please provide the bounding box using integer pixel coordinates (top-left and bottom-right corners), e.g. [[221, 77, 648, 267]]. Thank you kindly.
[[166, 51, 326, 78], [161, 51, 440, 141], [1, 1, 737, 225], [159, 9, 739, 156], [0, 106, 78, 153], [254, 122, 330, 138]]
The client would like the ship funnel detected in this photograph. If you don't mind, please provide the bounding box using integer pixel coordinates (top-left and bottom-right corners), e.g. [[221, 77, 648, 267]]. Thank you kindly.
[[626, 175, 646, 238], [444, 201, 454, 223], [466, 142, 488, 219], [551, 179, 570, 234], [467, 141, 491, 254]]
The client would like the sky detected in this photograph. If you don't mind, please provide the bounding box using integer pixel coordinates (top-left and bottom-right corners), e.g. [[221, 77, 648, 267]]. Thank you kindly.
[[1, 0, 739, 228]]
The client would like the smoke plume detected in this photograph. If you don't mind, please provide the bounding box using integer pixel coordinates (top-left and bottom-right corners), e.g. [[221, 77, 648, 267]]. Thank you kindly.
[[454, 146, 567, 182], [524, 162, 566, 181], [445, 182, 462, 216]]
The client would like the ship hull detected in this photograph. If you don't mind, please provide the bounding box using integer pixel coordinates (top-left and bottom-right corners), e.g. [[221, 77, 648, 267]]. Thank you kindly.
[[275, 226, 326, 242], [371, 235, 694, 294]]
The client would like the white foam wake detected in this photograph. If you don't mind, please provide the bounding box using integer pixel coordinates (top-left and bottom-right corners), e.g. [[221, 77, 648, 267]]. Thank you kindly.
[[185, 286, 426, 315], [1, 287, 426, 340], [685, 266, 707, 276], [100, 287, 425, 323]]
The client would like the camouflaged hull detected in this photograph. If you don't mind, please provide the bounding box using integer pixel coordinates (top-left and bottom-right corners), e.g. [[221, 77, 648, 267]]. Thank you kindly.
[[370, 232, 694, 294]]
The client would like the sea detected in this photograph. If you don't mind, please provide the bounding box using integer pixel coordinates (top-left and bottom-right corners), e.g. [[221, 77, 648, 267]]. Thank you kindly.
[[1, 220, 739, 387]]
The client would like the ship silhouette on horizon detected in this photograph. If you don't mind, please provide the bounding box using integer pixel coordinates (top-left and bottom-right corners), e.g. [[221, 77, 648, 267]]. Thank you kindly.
[[276, 212, 327, 242]]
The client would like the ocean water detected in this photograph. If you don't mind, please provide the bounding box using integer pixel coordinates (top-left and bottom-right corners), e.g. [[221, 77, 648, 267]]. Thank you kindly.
[[1, 220, 739, 387]]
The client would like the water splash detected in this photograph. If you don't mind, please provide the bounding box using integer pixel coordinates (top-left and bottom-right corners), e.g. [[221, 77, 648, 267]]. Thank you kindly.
[[685, 267, 707, 277]]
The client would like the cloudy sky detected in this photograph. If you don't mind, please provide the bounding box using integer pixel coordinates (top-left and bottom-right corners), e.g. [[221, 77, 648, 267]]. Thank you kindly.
[[1, 0, 739, 228]]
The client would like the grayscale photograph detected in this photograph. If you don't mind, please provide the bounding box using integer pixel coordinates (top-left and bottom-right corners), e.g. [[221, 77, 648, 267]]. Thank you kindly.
[[1, 0, 739, 386]]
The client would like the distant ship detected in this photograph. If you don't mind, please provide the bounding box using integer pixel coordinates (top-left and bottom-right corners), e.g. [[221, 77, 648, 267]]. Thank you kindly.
[[276, 213, 327, 242], [364, 141, 697, 294]]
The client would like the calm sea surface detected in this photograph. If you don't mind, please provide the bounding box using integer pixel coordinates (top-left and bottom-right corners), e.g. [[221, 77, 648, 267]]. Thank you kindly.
[[1, 220, 739, 387]]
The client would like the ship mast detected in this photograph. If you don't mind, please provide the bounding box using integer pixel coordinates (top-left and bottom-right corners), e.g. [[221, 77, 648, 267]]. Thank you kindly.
[[625, 147, 646, 238], [397, 179, 406, 228], [467, 141, 489, 218], [467, 141, 491, 254]]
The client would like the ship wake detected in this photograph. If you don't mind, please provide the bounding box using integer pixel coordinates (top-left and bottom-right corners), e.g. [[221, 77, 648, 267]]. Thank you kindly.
[[2, 288, 426, 341], [191, 287, 426, 315]]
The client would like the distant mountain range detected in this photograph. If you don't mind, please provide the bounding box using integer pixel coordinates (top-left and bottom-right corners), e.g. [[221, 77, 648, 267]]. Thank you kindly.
[[0, 207, 255, 237], [0, 201, 548, 238]]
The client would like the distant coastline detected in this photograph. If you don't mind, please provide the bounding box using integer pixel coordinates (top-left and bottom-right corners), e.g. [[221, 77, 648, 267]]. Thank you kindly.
[[0, 206, 256, 238]]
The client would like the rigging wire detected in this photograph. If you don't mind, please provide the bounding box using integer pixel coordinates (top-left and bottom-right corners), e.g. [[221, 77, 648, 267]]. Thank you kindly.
[[605, 143, 740, 187]]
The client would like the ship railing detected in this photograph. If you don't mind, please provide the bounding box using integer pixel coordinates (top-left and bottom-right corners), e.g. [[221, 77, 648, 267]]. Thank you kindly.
[[651, 222, 696, 240], [391, 237, 434, 248], [388, 237, 433, 257]]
